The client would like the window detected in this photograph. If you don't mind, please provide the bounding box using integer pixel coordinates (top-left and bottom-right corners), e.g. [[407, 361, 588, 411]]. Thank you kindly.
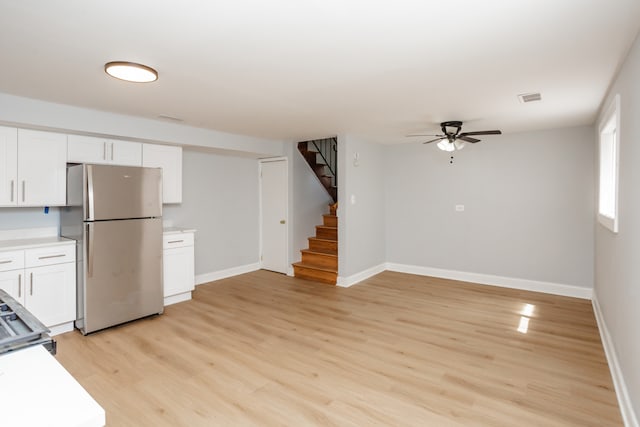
[[598, 94, 620, 233]]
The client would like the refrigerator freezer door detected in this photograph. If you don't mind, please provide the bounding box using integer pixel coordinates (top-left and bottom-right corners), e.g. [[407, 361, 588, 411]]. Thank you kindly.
[[85, 164, 162, 221], [81, 218, 163, 334]]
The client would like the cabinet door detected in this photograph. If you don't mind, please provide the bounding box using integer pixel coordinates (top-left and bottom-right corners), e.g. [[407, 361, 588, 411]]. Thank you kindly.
[[25, 263, 75, 327], [0, 269, 25, 304], [0, 126, 18, 206], [17, 130, 67, 206], [142, 144, 182, 203], [67, 135, 110, 164], [111, 140, 142, 166], [163, 246, 194, 297]]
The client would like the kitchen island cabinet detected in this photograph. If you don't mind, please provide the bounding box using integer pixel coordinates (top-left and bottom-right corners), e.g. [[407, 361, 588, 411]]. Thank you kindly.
[[0, 345, 105, 427]]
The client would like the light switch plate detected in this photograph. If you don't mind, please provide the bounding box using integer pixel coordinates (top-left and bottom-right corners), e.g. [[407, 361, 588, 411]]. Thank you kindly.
[[455, 204, 465, 212]]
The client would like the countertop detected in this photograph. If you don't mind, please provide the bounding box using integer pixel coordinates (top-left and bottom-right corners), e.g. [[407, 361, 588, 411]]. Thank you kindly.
[[0, 345, 105, 427], [0, 236, 75, 252]]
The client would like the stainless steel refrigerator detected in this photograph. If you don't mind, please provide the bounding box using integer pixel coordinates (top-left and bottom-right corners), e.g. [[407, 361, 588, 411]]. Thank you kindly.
[[61, 164, 163, 335]]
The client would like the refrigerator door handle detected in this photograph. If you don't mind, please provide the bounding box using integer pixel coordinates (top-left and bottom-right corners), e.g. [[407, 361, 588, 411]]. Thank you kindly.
[[87, 165, 95, 220], [87, 223, 94, 278]]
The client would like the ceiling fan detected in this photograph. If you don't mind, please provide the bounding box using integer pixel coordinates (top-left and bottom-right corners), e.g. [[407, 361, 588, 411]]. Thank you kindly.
[[411, 121, 502, 152]]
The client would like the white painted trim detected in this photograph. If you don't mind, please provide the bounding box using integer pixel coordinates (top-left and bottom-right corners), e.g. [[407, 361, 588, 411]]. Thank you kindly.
[[163, 292, 192, 306], [258, 157, 289, 274], [49, 322, 74, 336], [195, 262, 261, 285], [592, 295, 639, 427], [386, 263, 593, 299], [337, 263, 386, 288]]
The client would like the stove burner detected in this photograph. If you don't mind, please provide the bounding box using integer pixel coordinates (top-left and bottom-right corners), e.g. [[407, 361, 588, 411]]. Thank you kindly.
[[0, 289, 56, 355]]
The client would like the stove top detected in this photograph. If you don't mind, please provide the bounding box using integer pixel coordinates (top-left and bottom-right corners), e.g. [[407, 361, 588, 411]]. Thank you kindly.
[[0, 289, 56, 355]]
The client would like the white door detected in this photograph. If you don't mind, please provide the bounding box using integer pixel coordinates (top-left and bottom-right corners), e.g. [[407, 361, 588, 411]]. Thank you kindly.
[[260, 159, 288, 274]]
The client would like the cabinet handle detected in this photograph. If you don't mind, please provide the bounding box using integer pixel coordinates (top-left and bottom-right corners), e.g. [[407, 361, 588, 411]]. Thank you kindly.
[[22, 181, 25, 202], [0, 260, 11, 264], [38, 254, 66, 260], [103, 142, 107, 160], [111, 142, 114, 161], [168, 240, 184, 244], [10, 180, 14, 202], [18, 274, 21, 298], [30, 272, 33, 296]]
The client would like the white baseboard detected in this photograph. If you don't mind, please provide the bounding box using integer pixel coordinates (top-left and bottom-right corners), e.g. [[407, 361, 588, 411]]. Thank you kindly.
[[592, 295, 639, 427], [337, 263, 386, 288], [164, 292, 192, 306], [49, 322, 74, 336], [195, 262, 261, 285], [385, 263, 593, 299]]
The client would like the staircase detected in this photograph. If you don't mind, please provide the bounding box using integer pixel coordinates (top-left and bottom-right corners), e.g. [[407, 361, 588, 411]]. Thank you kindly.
[[293, 203, 338, 285], [298, 138, 337, 202]]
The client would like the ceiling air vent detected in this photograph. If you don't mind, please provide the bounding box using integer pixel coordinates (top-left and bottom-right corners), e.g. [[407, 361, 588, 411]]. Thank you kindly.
[[518, 93, 542, 103]]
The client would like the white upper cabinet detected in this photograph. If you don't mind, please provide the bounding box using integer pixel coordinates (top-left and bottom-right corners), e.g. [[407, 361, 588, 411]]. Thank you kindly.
[[68, 135, 142, 166], [2, 126, 68, 207], [142, 144, 182, 204], [0, 126, 18, 206]]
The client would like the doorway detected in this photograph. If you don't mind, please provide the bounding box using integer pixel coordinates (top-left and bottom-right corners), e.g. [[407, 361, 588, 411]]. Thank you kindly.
[[259, 158, 288, 274]]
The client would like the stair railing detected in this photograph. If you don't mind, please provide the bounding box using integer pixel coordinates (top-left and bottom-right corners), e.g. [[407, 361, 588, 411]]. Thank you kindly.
[[311, 137, 337, 187]]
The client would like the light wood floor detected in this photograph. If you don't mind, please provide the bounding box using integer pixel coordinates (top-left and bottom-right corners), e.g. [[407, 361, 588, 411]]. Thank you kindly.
[[56, 270, 622, 426]]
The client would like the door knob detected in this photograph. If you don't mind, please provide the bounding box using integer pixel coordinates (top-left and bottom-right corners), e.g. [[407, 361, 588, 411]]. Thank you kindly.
[[280, 220, 286, 224]]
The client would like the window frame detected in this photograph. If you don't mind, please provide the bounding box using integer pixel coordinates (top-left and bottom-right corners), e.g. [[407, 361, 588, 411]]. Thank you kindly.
[[597, 94, 621, 233]]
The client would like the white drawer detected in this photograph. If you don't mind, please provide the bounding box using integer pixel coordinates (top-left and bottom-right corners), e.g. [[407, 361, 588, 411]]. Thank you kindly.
[[0, 250, 24, 272], [163, 233, 194, 249], [25, 244, 75, 268]]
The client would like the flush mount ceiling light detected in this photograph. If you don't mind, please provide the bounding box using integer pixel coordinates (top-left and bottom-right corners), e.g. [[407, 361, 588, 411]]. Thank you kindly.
[[104, 61, 158, 83]]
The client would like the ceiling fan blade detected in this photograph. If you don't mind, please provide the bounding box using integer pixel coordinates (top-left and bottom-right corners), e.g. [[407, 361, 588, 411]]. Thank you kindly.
[[423, 137, 446, 144], [458, 130, 502, 136], [457, 136, 481, 143]]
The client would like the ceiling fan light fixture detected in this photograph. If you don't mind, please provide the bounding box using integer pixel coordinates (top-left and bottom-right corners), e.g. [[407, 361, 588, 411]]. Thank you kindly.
[[104, 61, 158, 83], [437, 140, 455, 152], [454, 140, 466, 150]]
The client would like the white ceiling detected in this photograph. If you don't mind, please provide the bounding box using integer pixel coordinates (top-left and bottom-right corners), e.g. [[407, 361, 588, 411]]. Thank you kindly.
[[1, 1, 639, 144]]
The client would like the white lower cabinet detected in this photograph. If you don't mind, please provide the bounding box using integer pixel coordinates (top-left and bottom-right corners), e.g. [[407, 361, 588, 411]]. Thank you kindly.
[[163, 230, 195, 306], [0, 240, 76, 333], [25, 263, 76, 328]]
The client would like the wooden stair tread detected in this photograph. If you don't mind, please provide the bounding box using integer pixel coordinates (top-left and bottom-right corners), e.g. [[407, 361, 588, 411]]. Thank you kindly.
[[301, 249, 337, 257], [309, 237, 336, 242], [292, 262, 337, 273]]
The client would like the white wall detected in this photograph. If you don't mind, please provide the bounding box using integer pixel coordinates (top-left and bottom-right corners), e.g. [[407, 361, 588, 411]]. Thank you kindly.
[[163, 149, 260, 276], [338, 135, 386, 281], [287, 143, 334, 268], [594, 32, 640, 426], [385, 126, 595, 289], [0, 92, 284, 157]]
